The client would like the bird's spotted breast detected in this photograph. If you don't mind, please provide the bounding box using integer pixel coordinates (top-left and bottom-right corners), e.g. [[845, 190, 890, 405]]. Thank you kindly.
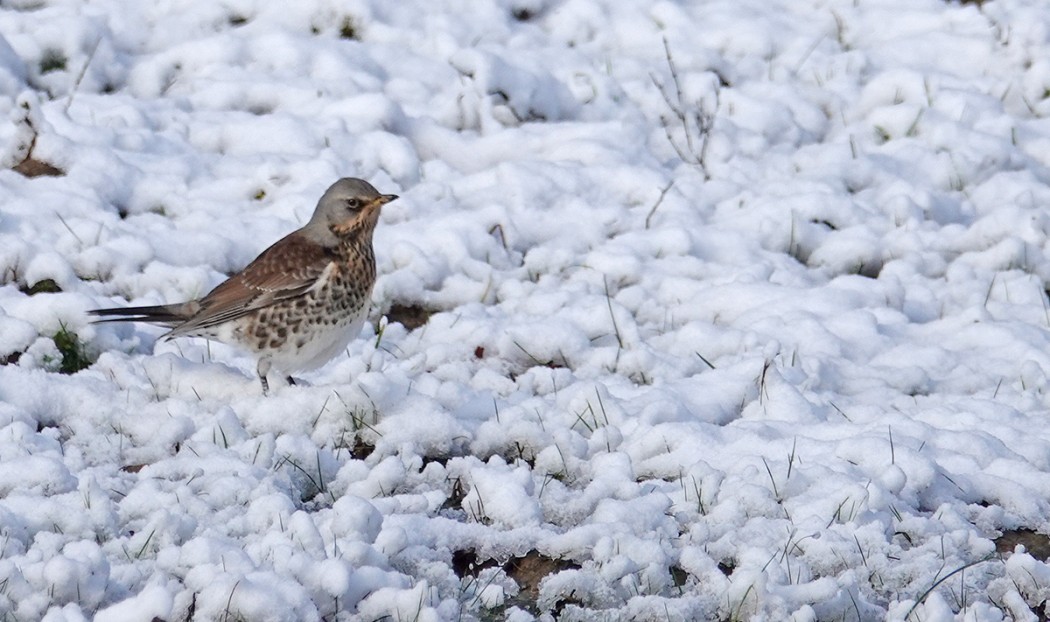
[[238, 239, 375, 369]]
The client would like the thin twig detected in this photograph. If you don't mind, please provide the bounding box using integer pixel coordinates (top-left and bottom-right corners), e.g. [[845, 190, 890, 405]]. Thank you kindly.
[[904, 555, 995, 620], [65, 37, 102, 112], [645, 180, 674, 229], [650, 37, 718, 179]]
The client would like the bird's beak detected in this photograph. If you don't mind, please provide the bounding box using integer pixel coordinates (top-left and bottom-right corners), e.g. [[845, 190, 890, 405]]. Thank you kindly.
[[364, 194, 398, 212]]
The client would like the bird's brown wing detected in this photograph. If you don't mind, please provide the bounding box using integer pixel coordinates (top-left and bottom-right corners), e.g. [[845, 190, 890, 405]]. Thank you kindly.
[[167, 232, 335, 337]]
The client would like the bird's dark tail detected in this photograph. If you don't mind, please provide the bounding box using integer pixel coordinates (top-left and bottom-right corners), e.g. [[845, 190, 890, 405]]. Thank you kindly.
[[88, 303, 192, 328]]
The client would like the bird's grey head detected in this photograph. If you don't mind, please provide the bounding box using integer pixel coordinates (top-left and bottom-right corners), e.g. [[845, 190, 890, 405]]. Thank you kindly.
[[304, 178, 398, 245]]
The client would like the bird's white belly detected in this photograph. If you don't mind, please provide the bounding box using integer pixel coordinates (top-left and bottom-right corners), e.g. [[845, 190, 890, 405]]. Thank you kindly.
[[269, 308, 368, 372]]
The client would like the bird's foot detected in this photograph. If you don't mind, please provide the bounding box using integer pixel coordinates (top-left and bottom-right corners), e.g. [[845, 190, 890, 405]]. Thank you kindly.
[[257, 357, 273, 396]]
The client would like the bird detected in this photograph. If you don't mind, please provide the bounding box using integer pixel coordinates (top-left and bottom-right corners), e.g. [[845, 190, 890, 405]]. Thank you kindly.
[[89, 178, 398, 394]]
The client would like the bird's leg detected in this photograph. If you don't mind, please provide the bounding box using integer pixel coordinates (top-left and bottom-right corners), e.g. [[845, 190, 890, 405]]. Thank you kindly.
[[257, 357, 273, 395]]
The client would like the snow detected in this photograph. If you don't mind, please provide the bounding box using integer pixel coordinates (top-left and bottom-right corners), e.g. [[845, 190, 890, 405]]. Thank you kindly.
[[3, 0, 1050, 619]]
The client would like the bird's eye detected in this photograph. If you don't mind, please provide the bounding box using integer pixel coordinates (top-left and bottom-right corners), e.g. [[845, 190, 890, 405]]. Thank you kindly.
[[345, 198, 361, 210]]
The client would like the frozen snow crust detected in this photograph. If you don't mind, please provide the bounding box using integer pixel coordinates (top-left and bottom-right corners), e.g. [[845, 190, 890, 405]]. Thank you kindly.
[[2, 0, 1050, 619]]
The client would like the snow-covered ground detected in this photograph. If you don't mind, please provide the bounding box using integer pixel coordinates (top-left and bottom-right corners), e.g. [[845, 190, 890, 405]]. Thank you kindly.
[[3, 0, 1050, 619]]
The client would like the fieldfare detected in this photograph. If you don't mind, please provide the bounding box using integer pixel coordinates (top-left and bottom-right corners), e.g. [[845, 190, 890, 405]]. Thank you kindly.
[[90, 178, 398, 393]]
